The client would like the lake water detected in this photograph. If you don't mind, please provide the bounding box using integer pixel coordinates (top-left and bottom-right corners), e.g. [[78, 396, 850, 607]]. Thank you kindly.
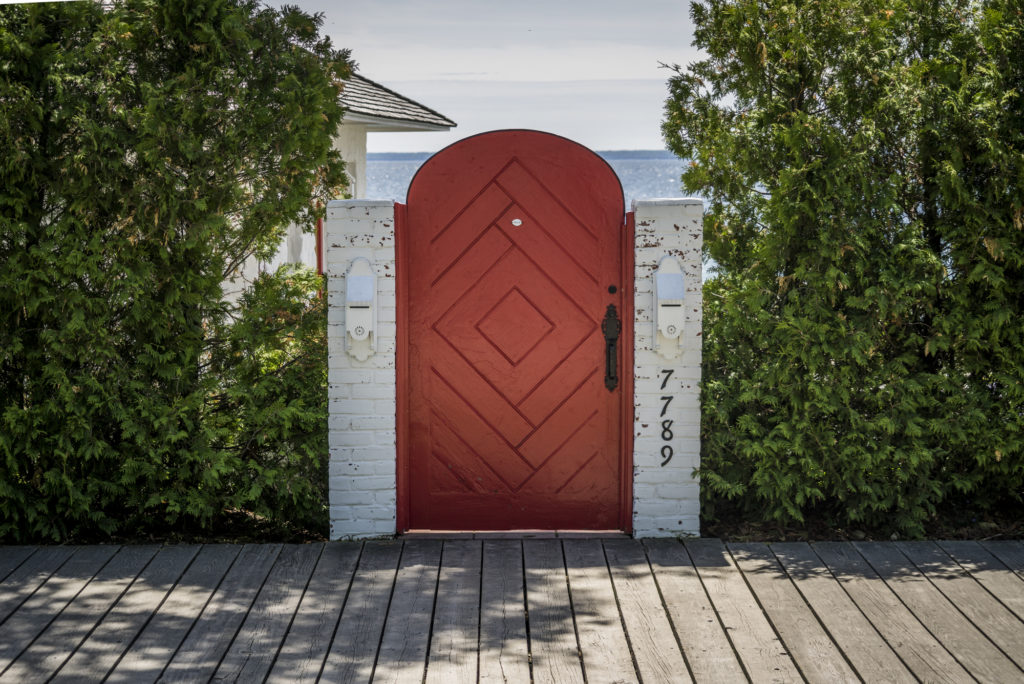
[[366, 151, 689, 206]]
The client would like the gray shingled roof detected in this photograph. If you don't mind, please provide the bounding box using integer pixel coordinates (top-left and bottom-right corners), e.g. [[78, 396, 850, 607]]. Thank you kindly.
[[341, 74, 456, 131]]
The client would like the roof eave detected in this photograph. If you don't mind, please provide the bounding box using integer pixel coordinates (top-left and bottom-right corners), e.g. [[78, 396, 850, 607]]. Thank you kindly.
[[343, 111, 455, 132]]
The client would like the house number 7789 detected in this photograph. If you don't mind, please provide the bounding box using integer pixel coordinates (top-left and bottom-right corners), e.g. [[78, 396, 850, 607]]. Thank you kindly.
[[659, 370, 675, 466]]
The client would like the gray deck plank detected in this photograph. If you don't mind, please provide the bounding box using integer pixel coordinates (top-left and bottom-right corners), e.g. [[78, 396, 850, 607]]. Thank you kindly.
[[104, 544, 242, 683], [213, 543, 322, 683], [770, 542, 914, 683], [1, 545, 158, 682], [982, 540, 1024, 581], [939, 540, 1024, 622], [684, 539, 801, 683], [856, 540, 1020, 682], [0, 546, 75, 624], [157, 543, 282, 683], [0, 545, 118, 674], [562, 539, 637, 684], [319, 540, 403, 684], [265, 542, 363, 684], [426, 541, 482, 684], [373, 539, 443, 684], [728, 542, 857, 684], [643, 539, 746, 683], [522, 539, 585, 684], [812, 541, 972, 683], [603, 539, 689, 684], [896, 541, 1024, 673], [477, 540, 530, 684], [49, 544, 200, 684], [0, 547, 36, 584]]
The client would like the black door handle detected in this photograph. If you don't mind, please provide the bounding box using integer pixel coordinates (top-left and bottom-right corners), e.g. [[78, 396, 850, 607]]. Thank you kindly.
[[602, 304, 621, 391]]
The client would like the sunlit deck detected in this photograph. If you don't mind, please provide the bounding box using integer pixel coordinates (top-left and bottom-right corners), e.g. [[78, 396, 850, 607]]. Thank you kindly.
[[1, 538, 1022, 682]]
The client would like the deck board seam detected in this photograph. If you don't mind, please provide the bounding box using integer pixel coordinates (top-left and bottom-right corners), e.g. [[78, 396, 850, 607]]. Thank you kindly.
[[848, 542, 978, 680], [146, 544, 246, 683], [1, 546, 119, 677], [260, 542, 327, 683], [213, 544, 284, 679], [475, 540, 484, 684], [638, 540, 696, 683], [0, 547, 37, 585], [313, 541, 366, 684], [599, 540, 647, 682], [0, 547, 76, 630], [724, 542, 810, 683], [805, 543, 918, 680], [897, 542, 1024, 676], [681, 540, 753, 683], [368, 540, 407, 683], [938, 542, 1024, 627], [766, 543, 868, 682], [519, 539, 534, 684], [172, 543, 285, 682], [980, 542, 1024, 582], [421, 540, 446, 684], [88, 545, 203, 682], [52, 545, 161, 680], [559, 540, 588, 683]]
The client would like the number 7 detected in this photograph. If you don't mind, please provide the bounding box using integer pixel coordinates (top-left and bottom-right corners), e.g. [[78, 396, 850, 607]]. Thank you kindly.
[[660, 395, 673, 417]]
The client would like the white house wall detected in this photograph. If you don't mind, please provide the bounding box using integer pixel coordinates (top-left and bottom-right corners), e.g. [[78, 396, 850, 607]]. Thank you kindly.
[[334, 123, 368, 200], [222, 122, 369, 306]]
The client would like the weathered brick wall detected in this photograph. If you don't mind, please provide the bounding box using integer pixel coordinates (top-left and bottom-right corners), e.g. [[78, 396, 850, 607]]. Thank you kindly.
[[631, 199, 703, 537], [326, 200, 397, 539]]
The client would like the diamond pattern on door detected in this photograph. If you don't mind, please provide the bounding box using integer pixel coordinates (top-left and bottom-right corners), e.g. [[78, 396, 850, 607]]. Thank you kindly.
[[475, 289, 553, 366], [433, 243, 595, 408], [403, 130, 627, 530]]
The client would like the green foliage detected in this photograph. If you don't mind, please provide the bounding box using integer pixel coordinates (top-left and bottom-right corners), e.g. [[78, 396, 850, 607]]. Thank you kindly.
[[0, 0, 348, 541], [209, 266, 329, 533], [665, 0, 1024, 535]]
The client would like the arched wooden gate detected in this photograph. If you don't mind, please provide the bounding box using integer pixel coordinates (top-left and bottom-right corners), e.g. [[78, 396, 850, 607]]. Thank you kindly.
[[396, 130, 633, 531]]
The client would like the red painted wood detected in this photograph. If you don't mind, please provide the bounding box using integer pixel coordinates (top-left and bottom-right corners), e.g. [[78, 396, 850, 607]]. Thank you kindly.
[[401, 130, 628, 530], [620, 212, 636, 533], [395, 202, 410, 532]]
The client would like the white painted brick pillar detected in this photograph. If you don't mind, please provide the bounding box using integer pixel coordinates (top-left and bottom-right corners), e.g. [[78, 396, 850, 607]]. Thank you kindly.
[[631, 199, 703, 537], [326, 200, 398, 539]]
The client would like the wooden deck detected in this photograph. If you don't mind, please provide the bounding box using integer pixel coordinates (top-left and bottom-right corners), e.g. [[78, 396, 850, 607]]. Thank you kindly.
[[1, 538, 1023, 683]]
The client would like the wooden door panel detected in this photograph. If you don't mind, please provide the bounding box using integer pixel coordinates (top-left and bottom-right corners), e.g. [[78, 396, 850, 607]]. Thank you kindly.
[[492, 162, 600, 277], [424, 375, 534, 487], [494, 204, 599, 306], [434, 252, 594, 405], [429, 410, 526, 494], [518, 343, 600, 425], [429, 185, 513, 281], [428, 342, 534, 444], [402, 130, 627, 530], [517, 372, 602, 466]]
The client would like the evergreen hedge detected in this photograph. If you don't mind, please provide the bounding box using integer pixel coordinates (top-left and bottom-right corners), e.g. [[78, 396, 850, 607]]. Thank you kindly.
[[0, 0, 348, 541], [665, 0, 1024, 534]]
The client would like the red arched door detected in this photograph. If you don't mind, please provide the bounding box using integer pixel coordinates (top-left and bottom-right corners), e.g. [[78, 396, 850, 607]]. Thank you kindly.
[[398, 130, 631, 530]]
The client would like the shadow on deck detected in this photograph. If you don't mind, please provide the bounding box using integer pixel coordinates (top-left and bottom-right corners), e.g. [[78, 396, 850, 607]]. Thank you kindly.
[[1, 538, 1022, 682]]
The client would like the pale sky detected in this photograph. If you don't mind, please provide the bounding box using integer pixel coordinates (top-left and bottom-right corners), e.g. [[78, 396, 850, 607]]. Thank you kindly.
[[290, 1, 700, 153]]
